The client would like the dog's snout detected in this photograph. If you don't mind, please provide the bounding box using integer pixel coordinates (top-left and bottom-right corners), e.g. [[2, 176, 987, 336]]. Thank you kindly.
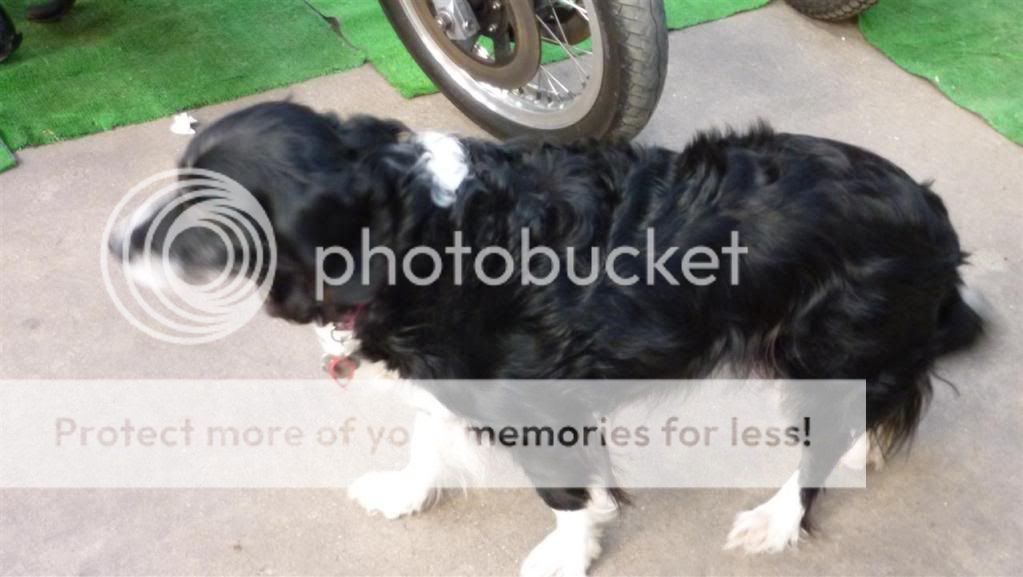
[[107, 225, 126, 260], [107, 232, 122, 258]]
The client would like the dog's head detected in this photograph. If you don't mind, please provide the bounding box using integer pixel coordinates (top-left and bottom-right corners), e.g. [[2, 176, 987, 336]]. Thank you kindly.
[[108, 102, 412, 324]]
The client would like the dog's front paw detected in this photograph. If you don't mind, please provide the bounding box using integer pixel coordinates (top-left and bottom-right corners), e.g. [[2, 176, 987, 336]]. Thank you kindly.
[[347, 470, 438, 520], [724, 503, 803, 554], [520, 525, 601, 577], [725, 472, 805, 554]]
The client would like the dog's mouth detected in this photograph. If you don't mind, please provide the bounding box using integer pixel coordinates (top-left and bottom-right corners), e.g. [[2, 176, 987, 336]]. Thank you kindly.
[[262, 288, 360, 327]]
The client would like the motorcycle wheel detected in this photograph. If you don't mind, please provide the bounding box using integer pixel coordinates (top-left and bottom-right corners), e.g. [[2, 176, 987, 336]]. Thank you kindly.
[[380, 0, 668, 142], [784, 0, 878, 21]]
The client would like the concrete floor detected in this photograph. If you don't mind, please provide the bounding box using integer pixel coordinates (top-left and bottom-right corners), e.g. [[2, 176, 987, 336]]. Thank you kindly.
[[2, 2, 1021, 575]]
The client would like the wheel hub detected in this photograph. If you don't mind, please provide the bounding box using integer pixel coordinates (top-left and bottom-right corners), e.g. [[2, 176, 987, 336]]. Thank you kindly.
[[433, 0, 479, 41]]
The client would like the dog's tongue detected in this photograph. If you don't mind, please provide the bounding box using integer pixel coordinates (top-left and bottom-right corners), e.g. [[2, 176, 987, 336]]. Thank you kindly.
[[338, 302, 367, 332]]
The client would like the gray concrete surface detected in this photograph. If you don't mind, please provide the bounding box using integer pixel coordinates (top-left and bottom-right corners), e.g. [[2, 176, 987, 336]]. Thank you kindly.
[[2, 2, 1021, 575]]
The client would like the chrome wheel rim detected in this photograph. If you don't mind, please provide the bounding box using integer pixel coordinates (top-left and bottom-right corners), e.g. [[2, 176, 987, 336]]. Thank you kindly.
[[399, 0, 605, 131]]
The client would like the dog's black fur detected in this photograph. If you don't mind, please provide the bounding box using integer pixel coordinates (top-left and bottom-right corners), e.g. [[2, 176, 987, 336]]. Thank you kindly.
[[139, 101, 985, 526]]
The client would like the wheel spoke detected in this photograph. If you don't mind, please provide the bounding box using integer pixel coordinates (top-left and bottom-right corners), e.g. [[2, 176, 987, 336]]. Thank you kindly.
[[554, 0, 589, 22], [549, 8, 591, 68], [535, 15, 589, 80], [538, 64, 571, 97]]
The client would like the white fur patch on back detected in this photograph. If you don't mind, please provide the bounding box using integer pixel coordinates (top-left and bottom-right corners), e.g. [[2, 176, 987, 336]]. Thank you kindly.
[[416, 131, 469, 207]]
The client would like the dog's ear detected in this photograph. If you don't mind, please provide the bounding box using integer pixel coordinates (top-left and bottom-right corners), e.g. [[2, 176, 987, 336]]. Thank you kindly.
[[316, 116, 412, 307], [285, 155, 401, 312], [329, 168, 399, 307], [327, 114, 411, 158]]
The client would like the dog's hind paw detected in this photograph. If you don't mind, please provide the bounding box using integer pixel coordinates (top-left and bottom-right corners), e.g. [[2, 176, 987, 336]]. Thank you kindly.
[[840, 433, 870, 470], [347, 470, 438, 520], [840, 432, 886, 471]]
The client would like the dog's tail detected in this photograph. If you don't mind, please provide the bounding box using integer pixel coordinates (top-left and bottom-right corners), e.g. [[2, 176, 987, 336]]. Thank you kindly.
[[872, 283, 987, 457], [935, 284, 988, 356]]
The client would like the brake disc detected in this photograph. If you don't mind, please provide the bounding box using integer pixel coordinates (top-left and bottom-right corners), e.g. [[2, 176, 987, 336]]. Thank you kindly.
[[426, 0, 541, 89]]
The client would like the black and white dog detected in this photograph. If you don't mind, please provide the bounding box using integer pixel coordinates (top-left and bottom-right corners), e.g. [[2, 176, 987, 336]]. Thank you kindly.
[[113, 102, 985, 575]]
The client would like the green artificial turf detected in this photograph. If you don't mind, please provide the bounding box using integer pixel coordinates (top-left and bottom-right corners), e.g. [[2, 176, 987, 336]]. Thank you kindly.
[[860, 0, 1023, 145], [0, 139, 14, 172], [0, 0, 365, 169]]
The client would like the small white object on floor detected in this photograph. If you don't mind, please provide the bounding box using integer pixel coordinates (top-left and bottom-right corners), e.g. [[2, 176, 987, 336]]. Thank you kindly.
[[170, 113, 198, 136]]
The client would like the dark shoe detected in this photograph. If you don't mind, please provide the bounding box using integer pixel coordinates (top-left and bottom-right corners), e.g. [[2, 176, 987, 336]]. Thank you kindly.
[[0, 5, 22, 63], [26, 0, 76, 23]]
